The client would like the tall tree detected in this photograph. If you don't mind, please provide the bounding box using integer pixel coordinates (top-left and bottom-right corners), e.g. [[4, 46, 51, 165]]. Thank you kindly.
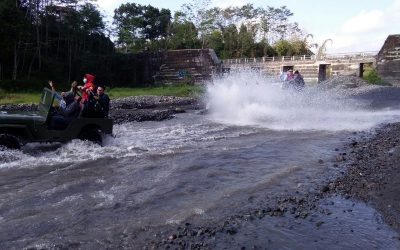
[[0, 0, 32, 80], [0, 0, 113, 84], [180, 0, 215, 48], [167, 12, 199, 49], [113, 3, 171, 52], [222, 24, 239, 58], [205, 30, 224, 57], [238, 24, 254, 57]]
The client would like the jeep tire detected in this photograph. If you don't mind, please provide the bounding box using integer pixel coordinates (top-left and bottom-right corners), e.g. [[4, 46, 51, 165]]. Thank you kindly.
[[0, 134, 21, 150], [78, 129, 102, 145]]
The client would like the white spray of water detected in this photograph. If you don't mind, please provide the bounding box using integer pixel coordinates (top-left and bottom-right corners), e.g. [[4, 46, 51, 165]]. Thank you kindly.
[[0, 116, 251, 169], [206, 72, 400, 131]]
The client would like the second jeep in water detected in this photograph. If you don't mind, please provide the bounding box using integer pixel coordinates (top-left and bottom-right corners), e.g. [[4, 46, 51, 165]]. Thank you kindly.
[[0, 88, 113, 149]]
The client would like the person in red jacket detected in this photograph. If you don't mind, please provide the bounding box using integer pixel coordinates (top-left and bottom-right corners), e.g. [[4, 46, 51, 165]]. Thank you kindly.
[[78, 73, 96, 102]]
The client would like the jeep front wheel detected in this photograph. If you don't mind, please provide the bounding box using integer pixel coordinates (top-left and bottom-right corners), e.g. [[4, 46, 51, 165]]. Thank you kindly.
[[0, 134, 21, 150], [78, 129, 102, 145]]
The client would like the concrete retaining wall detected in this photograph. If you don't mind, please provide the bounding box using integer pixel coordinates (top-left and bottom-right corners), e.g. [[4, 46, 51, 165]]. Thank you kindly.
[[225, 56, 376, 84], [376, 34, 400, 85]]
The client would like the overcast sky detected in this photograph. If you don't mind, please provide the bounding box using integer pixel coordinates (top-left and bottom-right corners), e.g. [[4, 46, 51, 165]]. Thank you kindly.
[[97, 0, 400, 54]]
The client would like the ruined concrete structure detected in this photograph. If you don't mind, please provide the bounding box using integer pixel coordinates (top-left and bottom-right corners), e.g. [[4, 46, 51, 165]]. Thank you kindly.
[[376, 34, 400, 85], [154, 49, 221, 84], [222, 34, 400, 85], [128, 34, 398, 85], [223, 53, 376, 84]]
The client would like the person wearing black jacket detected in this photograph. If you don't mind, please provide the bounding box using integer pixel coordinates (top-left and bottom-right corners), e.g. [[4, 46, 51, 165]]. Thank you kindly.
[[83, 85, 110, 118], [94, 85, 110, 117]]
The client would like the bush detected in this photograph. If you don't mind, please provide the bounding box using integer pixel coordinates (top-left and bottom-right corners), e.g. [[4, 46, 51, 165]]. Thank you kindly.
[[363, 68, 383, 84]]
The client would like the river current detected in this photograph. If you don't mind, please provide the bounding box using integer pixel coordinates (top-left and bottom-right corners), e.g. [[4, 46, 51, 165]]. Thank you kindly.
[[1, 73, 400, 248]]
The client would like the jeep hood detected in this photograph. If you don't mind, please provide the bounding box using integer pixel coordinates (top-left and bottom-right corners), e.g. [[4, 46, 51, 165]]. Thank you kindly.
[[0, 110, 46, 123]]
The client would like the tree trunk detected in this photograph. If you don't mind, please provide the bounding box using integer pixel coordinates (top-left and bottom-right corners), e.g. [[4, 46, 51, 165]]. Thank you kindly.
[[56, 28, 61, 60], [36, 5, 42, 70], [12, 42, 18, 80], [21, 42, 29, 74], [68, 42, 72, 83], [28, 48, 38, 79]]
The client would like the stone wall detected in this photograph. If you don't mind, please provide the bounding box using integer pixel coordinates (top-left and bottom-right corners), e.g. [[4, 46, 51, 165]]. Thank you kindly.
[[154, 49, 221, 84], [225, 56, 376, 84], [376, 34, 400, 85]]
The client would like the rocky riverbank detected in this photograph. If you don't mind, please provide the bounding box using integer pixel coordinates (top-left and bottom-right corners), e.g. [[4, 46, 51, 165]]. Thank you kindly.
[[0, 95, 204, 124], [103, 123, 400, 250], [330, 123, 400, 231]]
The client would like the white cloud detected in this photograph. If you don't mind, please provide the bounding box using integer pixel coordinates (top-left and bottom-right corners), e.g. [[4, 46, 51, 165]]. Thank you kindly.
[[320, 0, 400, 53], [339, 10, 384, 34], [97, 0, 111, 12], [212, 0, 248, 8]]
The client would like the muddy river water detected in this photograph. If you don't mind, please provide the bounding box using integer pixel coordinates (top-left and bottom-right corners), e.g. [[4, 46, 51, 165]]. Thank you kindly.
[[1, 74, 400, 249]]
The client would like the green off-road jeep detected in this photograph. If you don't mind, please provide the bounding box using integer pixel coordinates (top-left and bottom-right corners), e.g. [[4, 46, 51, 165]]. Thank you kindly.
[[0, 88, 113, 149]]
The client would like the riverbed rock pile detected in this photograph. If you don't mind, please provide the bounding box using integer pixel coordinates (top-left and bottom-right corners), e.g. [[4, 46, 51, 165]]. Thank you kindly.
[[109, 95, 202, 124], [0, 103, 38, 112], [110, 95, 197, 109], [317, 75, 383, 97], [0, 95, 203, 124], [319, 75, 371, 89]]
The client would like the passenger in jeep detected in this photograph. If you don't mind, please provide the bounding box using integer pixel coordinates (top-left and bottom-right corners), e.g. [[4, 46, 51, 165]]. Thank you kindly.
[[93, 85, 110, 117], [78, 73, 96, 102], [48, 80, 79, 106], [82, 85, 110, 118], [49, 96, 82, 130]]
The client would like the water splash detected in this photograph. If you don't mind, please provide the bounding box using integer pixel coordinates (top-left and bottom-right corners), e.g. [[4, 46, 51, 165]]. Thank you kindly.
[[206, 72, 400, 131], [0, 116, 255, 169]]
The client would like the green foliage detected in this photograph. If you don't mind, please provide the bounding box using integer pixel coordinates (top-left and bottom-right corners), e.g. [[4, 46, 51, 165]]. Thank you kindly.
[[0, 88, 41, 104], [112, 1, 308, 58], [273, 40, 292, 56], [205, 31, 224, 57], [238, 24, 255, 57], [108, 84, 205, 98], [363, 68, 384, 85], [167, 21, 200, 49], [79, 3, 105, 34], [0, 0, 113, 84], [113, 3, 171, 50], [221, 24, 239, 58]]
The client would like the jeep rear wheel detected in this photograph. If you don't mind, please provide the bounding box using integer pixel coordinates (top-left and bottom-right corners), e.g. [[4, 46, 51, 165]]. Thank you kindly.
[[0, 134, 21, 150], [78, 129, 102, 145]]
